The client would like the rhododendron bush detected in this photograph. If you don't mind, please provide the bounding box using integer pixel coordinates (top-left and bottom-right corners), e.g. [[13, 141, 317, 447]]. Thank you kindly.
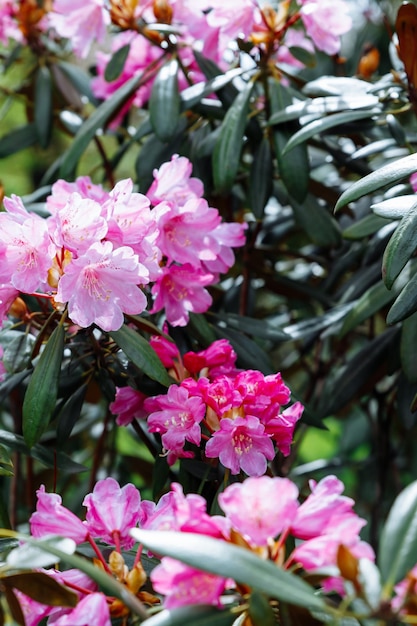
[[2, 0, 417, 624]]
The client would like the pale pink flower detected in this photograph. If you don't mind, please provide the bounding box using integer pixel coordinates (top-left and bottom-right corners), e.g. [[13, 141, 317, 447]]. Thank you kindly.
[[219, 476, 299, 546], [277, 29, 315, 68], [83, 477, 142, 549], [46, 177, 109, 214], [151, 557, 227, 608], [147, 154, 204, 206], [200, 221, 247, 274], [49, 592, 111, 626], [410, 172, 417, 192], [298, 0, 352, 55], [0, 210, 55, 293], [109, 386, 148, 426], [0, 283, 19, 322], [47, 0, 110, 58], [291, 475, 358, 540], [0, 1, 23, 45], [55, 240, 148, 331], [206, 0, 256, 59], [150, 264, 214, 326], [30, 485, 88, 543], [205, 415, 275, 476], [146, 384, 206, 453], [48, 193, 108, 255]]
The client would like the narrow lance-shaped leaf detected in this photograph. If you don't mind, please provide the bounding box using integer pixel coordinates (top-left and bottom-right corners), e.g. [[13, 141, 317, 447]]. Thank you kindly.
[[104, 43, 130, 82], [212, 80, 254, 194], [34, 65, 53, 149], [131, 529, 327, 612], [22, 323, 65, 448], [0, 124, 38, 158], [142, 605, 236, 626], [382, 201, 417, 288], [249, 136, 273, 218], [386, 271, 417, 325], [109, 324, 173, 387], [335, 154, 417, 212], [379, 479, 417, 597], [3, 572, 77, 608], [150, 58, 181, 142]]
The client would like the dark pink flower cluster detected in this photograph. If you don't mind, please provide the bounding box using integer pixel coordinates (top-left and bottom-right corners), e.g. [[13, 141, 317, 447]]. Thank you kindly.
[[23, 474, 374, 621], [0, 155, 246, 331], [110, 337, 303, 476]]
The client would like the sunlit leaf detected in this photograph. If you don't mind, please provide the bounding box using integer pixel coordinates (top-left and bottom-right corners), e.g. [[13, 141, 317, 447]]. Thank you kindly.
[[372, 195, 416, 219], [131, 530, 326, 612], [6, 537, 76, 569], [339, 281, 397, 336], [22, 323, 65, 448]]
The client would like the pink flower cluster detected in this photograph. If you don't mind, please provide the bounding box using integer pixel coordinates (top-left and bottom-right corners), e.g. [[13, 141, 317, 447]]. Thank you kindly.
[[0, 155, 246, 331], [22, 474, 374, 621], [110, 337, 303, 475]]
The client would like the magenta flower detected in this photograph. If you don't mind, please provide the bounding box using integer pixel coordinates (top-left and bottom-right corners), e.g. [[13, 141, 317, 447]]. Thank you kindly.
[[219, 476, 299, 546], [146, 384, 206, 453], [150, 557, 227, 609], [298, 0, 352, 55], [150, 264, 214, 326], [109, 386, 148, 426], [83, 477, 142, 549], [205, 415, 275, 476], [50, 592, 111, 626], [147, 154, 204, 206], [30, 486, 88, 543], [183, 339, 239, 378], [149, 335, 181, 368], [55, 240, 148, 331], [47, 0, 109, 58], [264, 402, 304, 456]]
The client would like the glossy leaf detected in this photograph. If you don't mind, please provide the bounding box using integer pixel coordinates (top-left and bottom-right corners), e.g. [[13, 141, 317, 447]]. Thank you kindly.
[[142, 605, 236, 626], [150, 58, 181, 142], [58, 61, 97, 103], [401, 312, 417, 383], [0, 124, 38, 158], [335, 154, 417, 212], [302, 75, 371, 97], [371, 195, 416, 219], [110, 324, 172, 386], [342, 214, 390, 239], [22, 323, 65, 448], [283, 109, 380, 154], [212, 80, 254, 193], [249, 136, 273, 219], [131, 529, 326, 612], [386, 270, 417, 324], [291, 194, 341, 246], [269, 94, 379, 125], [34, 65, 52, 149], [4, 572, 77, 607], [379, 479, 417, 595], [104, 43, 130, 82], [382, 201, 417, 288], [59, 70, 148, 178], [7, 537, 76, 569], [339, 281, 397, 336], [213, 312, 289, 342], [249, 591, 276, 626], [3, 333, 35, 374], [0, 444, 13, 477], [180, 68, 244, 110]]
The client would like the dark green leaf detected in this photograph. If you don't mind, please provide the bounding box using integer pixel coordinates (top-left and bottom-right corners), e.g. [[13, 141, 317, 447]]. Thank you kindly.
[[213, 312, 289, 342], [59, 70, 148, 178], [56, 383, 88, 444], [142, 605, 236, 626], [340, 281, 397, 336], [22, 324, 65, 448], [0, 444, 14, 477], [379, 480, 417, 596], [382, 202, 417, 288], [150, 58, 181, 142], [342, 214, 390, 239], [58, 61, 97, 104], [283, 109, 380, 154], [110, 324, 172, 386], [104, 43, 130, 82], [249, 591, 276, 626], [249, 136, 273, 219], [387, 270, 417, 324], [291, 194, 341, 246], [400, 313, 417, 382], [4, 572, 77, 607], [0, 124, 38, 158], [3, 333, 35, 374], [335, 154, 417, 212], [212, 80, 254, 193], [213, 326, 274, 374], [34, 65, 52, 149]]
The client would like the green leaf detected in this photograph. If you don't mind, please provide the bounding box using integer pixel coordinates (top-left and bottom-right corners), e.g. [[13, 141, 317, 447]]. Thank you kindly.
[[372, 195, 416, 219], [212, 80, 254, 193], [268, 94, 379, 125], [131, 530, 326, 612], [335, 154, 417, 212], [386, 270, 417, 324], [213, 313, 289, 342], [382, 202, 417, 288], [283, 109, 380, 154], [379, 480, 417, 596], [109, 324, 172, 386], [400, 313, 417, 382], [34, 65, 52, 149], [57, 61, 97, 103], [249, 136, 273, 219], [150, 58, 181, 142], [3, 333, 35, 374], [0, 124, 38, 158], [22, 324, 65, 448], [180, 68, 244, 111], [59, 70, 148, 178], [0, 444, 13, 478], [249, 591, 276, 626], [342, 214, 390, 239], [142, 605, 236, 626], [291, 194, 341, 246], [340, 281, 397, 336], [4, 572, 77, 607], [104, 43, 130, 82]]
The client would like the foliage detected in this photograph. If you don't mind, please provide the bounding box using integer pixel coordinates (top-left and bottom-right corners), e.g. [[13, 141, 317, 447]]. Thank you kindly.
[[1, 0, 417, 624]]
